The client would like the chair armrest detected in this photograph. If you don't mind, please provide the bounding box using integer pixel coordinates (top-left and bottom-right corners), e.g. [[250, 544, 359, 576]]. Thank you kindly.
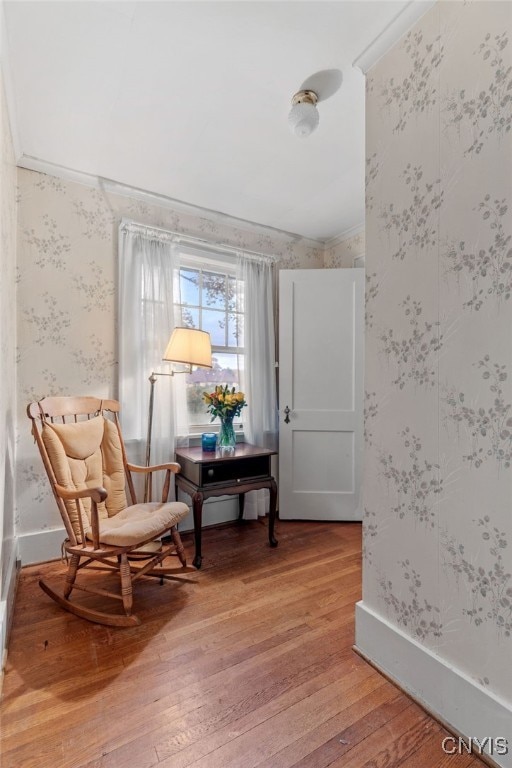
[[54, 484, 108, 504], [126, 462, 182, 504], [126, 462, 182, 475]]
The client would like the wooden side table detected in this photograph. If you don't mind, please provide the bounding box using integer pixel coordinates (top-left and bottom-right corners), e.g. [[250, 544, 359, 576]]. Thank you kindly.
[[175, 444, 278, 568]]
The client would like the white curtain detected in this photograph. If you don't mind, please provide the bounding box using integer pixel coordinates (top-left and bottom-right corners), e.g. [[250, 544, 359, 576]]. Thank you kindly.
[[118, 224, 189, 489], [237, 253, 278, 519]]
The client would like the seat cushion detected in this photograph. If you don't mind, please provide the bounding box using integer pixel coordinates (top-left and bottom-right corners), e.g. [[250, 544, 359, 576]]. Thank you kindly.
[[87, 501, 189, 547]]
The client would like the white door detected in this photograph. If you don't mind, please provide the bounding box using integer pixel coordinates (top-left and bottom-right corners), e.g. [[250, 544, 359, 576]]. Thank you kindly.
[[279, 269, 364, 521]]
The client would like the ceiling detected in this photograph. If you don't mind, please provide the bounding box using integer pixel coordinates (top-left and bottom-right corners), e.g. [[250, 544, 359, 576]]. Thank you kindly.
[[3, 1, 409, 242]]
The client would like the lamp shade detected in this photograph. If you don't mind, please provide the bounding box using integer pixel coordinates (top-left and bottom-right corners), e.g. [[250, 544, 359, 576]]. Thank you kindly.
[[163, 327, 212, 368]]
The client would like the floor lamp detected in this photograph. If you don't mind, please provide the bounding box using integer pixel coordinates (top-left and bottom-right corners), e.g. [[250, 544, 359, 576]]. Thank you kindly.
[[145, 327, 212, 500]]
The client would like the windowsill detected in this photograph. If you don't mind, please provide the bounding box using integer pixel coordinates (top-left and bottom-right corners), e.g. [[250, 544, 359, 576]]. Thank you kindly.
[[187, 431, 245, 448], [123, 431, 246, 453]]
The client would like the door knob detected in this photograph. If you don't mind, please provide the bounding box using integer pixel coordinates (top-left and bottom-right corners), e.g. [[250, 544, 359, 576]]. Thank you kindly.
[[284, 406, 291, 424]]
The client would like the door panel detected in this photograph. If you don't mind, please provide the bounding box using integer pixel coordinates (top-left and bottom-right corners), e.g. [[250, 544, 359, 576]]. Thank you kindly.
[[279, 269, 364, 521]]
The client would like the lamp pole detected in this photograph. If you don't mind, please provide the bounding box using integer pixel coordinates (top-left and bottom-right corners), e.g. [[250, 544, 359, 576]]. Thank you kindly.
[[144, 371, 175, 501], [143, 327, 212, 502]]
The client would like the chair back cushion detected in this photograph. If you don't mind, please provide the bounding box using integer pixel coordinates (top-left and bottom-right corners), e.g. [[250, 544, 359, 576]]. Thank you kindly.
[[42, 415, 127, 541]]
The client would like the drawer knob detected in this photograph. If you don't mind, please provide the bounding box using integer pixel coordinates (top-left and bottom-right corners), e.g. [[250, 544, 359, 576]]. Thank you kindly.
[[207, 469, 215, 478]]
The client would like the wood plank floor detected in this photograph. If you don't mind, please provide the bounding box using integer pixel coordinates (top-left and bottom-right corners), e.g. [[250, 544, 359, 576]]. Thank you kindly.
[[1, 520, 484, 768]]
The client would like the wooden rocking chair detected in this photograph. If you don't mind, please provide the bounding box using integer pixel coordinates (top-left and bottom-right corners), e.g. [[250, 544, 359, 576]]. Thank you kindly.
[[27, 396, 191, 627]]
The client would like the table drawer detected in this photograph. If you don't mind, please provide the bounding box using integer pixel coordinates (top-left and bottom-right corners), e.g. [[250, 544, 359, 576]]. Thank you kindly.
[[200, 455, 270, 487]]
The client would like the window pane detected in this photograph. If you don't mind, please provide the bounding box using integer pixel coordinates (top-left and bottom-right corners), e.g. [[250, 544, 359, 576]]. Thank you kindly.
[[181, 306, 199, 329], [180, 268, 199, 306], [203, 271, 227, 310], [202, 308, 226, 346], [186, 353, 244, 426], [176, 259, 246, 429]]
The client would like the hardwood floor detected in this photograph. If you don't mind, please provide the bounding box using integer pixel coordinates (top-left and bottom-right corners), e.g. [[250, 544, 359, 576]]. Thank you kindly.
[[2, 520, 484, 768]]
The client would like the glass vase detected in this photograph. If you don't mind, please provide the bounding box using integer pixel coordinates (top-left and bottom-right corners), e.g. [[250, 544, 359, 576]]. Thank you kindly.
[[217, 414, 236, 456]]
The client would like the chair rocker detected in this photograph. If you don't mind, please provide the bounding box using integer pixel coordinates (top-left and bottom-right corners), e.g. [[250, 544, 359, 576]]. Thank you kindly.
[[28, 396, 191, 627]]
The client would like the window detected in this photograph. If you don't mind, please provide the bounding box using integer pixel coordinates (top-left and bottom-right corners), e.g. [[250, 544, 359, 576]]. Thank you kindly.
[[175, 250, 245, 430], [119, 224, 277, 460]]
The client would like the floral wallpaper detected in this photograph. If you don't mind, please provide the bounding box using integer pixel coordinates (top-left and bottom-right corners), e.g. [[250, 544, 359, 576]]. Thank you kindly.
[[0, 70, 17, 609], [363, 0, 512, 707], [443, 193, 512, 311], [324, 229, 365, 268], [16, 169, 327, 546]]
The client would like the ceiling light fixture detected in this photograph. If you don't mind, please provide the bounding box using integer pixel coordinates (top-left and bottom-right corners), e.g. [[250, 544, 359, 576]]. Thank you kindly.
[[288, 90, 319, 138]]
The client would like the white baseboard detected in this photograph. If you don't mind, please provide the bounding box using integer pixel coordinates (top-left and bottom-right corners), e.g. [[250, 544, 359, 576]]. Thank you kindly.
[[0, 537, 19, 676], [18, 527, 66, 565], [177, 495, 239, 533], [18, 497, 239, 565], [355, 602, 512, 768]]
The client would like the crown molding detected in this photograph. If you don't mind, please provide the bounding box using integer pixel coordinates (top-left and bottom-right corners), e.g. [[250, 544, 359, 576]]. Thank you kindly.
[[324, 222, 365, 249], [352, 0, 437, 75], [17, 155, 103, 191], [17, 154, 325, 247]]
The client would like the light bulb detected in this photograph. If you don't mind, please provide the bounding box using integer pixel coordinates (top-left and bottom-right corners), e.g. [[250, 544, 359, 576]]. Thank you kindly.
[[288, 92, 319, 138]]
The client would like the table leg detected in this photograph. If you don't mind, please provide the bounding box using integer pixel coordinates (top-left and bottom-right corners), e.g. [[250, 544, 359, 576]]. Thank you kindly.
[[269, 478, 278, 548], [192, 491, 204, 569], [238, 492, 245, 521]]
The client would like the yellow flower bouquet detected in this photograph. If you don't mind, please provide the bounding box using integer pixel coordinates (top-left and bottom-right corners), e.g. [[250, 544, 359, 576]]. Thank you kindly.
[[203, 385, 247, 454], [203, 385, 247, 420]]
